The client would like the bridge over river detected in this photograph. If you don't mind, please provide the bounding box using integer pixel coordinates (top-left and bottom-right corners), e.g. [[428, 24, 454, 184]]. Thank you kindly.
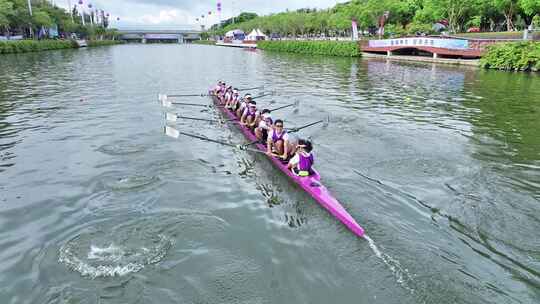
[[117, 25, 201, 43]]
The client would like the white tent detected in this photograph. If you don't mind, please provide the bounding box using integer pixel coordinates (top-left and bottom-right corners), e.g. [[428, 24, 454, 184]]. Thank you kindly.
[[246, 29, 267, 41], [256, 29, 267, 39], [246, 29, 259, 40]]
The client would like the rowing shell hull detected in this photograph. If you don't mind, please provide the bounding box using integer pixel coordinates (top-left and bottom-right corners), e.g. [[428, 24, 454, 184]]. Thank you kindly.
[[210, 95, 365, 238]]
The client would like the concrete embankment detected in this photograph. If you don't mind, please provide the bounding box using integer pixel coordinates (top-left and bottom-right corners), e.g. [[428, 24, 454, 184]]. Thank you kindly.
[[362, 52, 480, 66]]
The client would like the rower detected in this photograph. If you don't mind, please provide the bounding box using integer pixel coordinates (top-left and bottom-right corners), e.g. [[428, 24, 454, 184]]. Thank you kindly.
[[240, 100, 260, 129], [266, 119, 292, 160], [216, 82, 226, 101], [226, 89, 240, 109], [287, 139, 314, 177], [255, 109, 272, 141], [212, 81, 223, 95], [236, 94, 251, 117], [222, 86, 233, 105]]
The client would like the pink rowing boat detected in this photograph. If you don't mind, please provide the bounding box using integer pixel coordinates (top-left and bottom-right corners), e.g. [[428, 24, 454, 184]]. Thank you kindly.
[[210, 94, 365, 238]]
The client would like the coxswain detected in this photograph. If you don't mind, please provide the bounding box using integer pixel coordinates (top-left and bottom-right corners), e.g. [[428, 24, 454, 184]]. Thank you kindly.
[[255, 109, 272, 142], [287, 139, 314, 177], [241, 101, 260, 129], [266, 119, 292, 160]]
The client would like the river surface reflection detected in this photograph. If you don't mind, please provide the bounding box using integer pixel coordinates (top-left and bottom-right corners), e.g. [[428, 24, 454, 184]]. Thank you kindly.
[[0, 44, 539, 303]]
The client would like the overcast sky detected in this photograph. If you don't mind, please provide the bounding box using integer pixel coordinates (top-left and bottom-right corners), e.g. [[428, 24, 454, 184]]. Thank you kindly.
[[57, 1, 348, 28]]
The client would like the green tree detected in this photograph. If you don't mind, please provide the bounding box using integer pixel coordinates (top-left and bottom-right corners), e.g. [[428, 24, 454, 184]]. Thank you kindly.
[[493, 0, 519, 31], [32, 10, 53, 28], [519, 0, 540, 26], [0, 0, 14, 33]]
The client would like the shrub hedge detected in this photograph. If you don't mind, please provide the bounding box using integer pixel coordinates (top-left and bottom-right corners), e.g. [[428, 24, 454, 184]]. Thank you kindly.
[[480, 42, 540, 72], [0, 40, 76, 54], [257, 40, 360, 57], [0, 39, 123, 54]]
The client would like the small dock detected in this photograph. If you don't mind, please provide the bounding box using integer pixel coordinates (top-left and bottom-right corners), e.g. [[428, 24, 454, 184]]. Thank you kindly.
[[215, 41, 257, 49]]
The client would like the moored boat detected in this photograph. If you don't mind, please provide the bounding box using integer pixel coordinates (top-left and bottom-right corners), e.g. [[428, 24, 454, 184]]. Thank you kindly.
[[210, 94, 365, 238]]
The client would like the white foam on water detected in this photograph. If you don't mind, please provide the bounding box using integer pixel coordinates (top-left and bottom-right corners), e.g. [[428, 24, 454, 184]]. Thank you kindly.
[[87, 244, 125, 262], [59, 234, 172, 279], [364, 234, 416, 293]]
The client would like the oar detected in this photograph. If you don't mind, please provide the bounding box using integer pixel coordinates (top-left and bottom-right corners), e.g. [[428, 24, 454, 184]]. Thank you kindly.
[[158, 94, 210, 104], [170, 102, 210, 107], [167, 93, 209, 98], [238, 85, 264, 91], [251, 91, 276, 100], [160, 99, 209, 108], [269, 100, 300, 112], [158, 86, 264, 101], [164, 126, 265, 154], [288, 116, 330, 133], [166, 113, 237, 124]]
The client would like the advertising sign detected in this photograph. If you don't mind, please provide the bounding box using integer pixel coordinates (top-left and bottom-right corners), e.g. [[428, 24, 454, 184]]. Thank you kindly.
[[369, 37, 469, 49]]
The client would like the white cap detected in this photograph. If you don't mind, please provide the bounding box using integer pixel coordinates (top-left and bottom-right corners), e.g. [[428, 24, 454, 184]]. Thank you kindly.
[[262, 113, 272, 120]]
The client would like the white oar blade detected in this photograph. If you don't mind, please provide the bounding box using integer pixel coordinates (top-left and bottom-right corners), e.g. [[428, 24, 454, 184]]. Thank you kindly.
[[166, 112, 177, 122], [164, 126, 180, 139], [161, 99, 172, 108], [158, 94, 162, 102]]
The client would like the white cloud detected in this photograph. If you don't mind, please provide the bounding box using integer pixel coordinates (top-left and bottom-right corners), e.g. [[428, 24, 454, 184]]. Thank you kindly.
[[140, 10, 183, 24], [56, 1, 350, 27]]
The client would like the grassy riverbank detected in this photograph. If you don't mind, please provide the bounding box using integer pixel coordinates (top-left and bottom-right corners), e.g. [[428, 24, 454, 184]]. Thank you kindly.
[[480, 42, 540, 71], [192, 40, 216, 45], [0, 39, 123, 54], [257, 41, 360, 57]]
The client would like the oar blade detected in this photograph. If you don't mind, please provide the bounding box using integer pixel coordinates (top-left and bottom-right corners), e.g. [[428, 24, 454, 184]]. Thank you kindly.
[[161, 99, 173, 108], [166, 112, 178, 122], [164, 126, 180, 139], [293, 99, 300, 114], [323, 114, 331, 128]]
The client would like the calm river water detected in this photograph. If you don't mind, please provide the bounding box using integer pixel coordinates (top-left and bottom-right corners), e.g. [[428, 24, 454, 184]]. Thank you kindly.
[[1, 44, 539, 304]]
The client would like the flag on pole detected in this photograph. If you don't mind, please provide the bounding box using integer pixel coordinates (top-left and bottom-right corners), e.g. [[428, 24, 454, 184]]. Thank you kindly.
[[351, 19, 359, 41]]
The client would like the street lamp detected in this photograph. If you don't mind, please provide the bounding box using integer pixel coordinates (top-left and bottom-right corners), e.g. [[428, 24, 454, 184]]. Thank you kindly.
[[68, 0, 73, 21]]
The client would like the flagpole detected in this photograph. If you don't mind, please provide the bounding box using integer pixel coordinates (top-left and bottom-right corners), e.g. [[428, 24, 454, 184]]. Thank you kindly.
[[68, 0, 73, 21]]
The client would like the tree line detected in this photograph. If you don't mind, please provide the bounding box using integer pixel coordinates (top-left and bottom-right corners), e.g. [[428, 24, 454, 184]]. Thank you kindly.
[[210, 0, 540, 37], [0, 0, 117, 39]]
